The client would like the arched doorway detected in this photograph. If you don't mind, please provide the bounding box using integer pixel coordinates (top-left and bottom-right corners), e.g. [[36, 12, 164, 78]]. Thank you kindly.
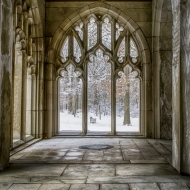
[[46, 6, 151, 137], [57, 14, 141, 135]]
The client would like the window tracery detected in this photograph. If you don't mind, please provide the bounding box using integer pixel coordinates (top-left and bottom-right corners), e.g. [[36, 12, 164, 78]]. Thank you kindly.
[[116, 23, 124, 40], [75, 22, 83, 41], [58, 13, 141, 134]]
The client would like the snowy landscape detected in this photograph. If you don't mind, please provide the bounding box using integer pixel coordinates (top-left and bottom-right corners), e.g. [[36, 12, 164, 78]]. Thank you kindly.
[[59, 50, 140, 134], [60, 111, 139, 132]]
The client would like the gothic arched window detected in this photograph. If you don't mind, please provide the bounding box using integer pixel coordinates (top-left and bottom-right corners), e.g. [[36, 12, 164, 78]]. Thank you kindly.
[[58, 14, 141, 135]]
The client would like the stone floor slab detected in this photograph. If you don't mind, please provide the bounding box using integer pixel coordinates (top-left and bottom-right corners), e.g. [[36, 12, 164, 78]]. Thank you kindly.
[[100, 184, 129, 190], [8, 184, 41, 190], [180, 176, 190, 188], [0, 183, 12, 190], [0, 164, 67, 177], [129, 183, 160, 190], [116, 164, 178, 176], [69, 184, 99, 190], [130, 160, 168, 164], [38, 184, 70, 190], [158, 182, 190, 190], [62, 164, 115, 177], [87, 175, 181, 184]]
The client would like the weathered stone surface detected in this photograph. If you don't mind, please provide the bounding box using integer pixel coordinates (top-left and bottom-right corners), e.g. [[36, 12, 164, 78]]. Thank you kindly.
[[180, 0, 190, 175], [160, 51, 172, 139], [0, 0, 13, 170]]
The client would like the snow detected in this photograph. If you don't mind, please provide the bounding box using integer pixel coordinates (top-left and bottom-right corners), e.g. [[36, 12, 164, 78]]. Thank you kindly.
[[59, 111, 139, 132]]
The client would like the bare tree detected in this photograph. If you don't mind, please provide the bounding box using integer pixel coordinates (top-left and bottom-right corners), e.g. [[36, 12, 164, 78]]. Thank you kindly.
[[123, 66, 131, 125]]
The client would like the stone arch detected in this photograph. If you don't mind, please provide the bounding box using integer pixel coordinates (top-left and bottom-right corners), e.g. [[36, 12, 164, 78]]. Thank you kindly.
[[48, 3, 150, 65], [45, 3, 152, 138]]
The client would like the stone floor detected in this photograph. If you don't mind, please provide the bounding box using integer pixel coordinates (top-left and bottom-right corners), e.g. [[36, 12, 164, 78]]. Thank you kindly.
[[0, 138, 190, 189]]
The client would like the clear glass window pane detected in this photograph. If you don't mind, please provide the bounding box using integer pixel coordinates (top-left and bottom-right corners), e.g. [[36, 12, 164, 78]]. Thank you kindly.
[[117, 37, 125, 63], [116, 65, 140, 132], [87, 49, 111, 133], [88, 17, 97, 50], [102, 17, 111, 50], [73, 37, 82, 63], [59, 64, 83, 132], [130, 38, 138, 63], [60, 36, 69, 63]]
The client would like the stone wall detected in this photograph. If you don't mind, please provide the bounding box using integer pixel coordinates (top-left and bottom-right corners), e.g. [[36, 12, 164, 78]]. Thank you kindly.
[[152, 0, 173, 139], [160, 0, 173, 139], [172, 0, 190, 175], [180, 0, 190, 175], [0, 0, 14, 170]]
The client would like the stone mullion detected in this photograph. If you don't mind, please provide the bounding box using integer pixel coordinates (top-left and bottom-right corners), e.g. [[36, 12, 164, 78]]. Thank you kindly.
[[82, 21, 88, 134], [111, 66, 116, 135], [98, 20, 102, 46], [111, 19, 116, 135], [82, 69, 87, 135], [126, 31, 130, 62], [111, 19, 115, 53], [68, 34, 73, 60], [84, 21, 88, 52]]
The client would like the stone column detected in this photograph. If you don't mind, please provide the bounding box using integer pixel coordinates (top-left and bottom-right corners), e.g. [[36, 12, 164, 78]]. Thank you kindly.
[[45, 50, 56, 138], [172, 0, 190, 175], [0, 0, 14, 170]]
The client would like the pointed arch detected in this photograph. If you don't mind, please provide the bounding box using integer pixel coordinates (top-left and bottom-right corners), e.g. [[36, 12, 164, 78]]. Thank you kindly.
[[46, 4, 152, 137]]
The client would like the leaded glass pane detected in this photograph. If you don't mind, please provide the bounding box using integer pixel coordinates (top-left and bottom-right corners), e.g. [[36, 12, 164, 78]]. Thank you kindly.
[[87, 49, 111, 132], [88, 17, 97, 50], [73, 37, 82, 63], [102, 17, 111, 50], [75, 22, 83, 40], [130, 38, 138, 63], [60, 36, 69, 63], [59, 64, 83, 132], [117, 37, 125, 63], [116, 23, 124, 40], [116, 65, 139, 132]]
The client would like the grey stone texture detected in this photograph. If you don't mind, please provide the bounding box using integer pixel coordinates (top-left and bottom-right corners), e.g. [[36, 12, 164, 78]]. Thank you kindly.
[[152, 0, 173, 140], [0, 0, 13, 170], [171, 0, 190, 175], [0, 0, 190, 178], [180, 0, 190, 175], [0, 139, 190, 190], [160, 0, 173, 140]]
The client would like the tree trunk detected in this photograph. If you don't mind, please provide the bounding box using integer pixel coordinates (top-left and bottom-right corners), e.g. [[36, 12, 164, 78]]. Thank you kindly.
[[123, 67, 131, 125], [99, 105, 101, 120]]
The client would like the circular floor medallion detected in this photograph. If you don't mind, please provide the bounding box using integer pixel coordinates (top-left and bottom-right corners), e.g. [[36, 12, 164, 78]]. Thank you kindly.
[[79, 144, 114, 150]]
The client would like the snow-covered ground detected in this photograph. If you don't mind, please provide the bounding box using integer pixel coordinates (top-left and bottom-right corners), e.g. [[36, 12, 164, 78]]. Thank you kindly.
[[60, 111, 139, 132]]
